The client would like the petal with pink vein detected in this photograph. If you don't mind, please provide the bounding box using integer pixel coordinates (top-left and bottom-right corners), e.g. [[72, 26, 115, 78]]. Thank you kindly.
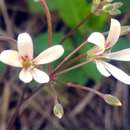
[[17, 33, 33, 59], [104, 48, 130, 61], [106, 19, 121, 49], [34, 45, 64, 65], [88, 32, 105, 50]]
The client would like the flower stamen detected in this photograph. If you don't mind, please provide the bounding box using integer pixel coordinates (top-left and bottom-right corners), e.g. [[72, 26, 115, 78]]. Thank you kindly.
[[21, 56, 33, 69]]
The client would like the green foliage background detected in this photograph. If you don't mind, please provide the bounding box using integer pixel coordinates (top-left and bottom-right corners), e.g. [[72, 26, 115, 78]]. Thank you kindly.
[[1, 0, 129, 84]]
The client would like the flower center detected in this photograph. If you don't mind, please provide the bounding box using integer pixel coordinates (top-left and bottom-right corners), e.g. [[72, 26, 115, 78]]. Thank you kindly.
[[21, 56, 33, 69]]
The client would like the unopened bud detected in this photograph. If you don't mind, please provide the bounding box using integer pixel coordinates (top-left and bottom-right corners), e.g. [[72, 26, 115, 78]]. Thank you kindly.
[[113, 2, 123, 9], [102, 4, 114, 12], [53, 103, 64, 119], [109, 9, 121, 16], [104, 94, 122, 106]]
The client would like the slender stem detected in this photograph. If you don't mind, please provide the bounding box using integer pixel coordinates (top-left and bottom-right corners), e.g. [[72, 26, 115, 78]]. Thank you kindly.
[[39, 0, 52, 74], [49, 83, 58, 104], [58, 3, 101, 44], [39, 0, 52, 45], [56, 59, 92, 76], [0, 36, 17, 44], [7, 87, 26, 130], [59, 13, 92, 44], [20, 84, 45, 111], [58, 54, 87, 71], [52, 40, 88, 74], [0, 83, 11, 130], [67, 83, 104, 98], [0, 0, 13, 37]]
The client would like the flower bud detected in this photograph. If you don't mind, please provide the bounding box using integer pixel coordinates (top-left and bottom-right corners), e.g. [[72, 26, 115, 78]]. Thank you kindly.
[[53, 103, 64, 119], [113, 2, 123, 9], [102, 4, 114, 12], [109, 9, 121, 16], [104, 94, 122, 106]]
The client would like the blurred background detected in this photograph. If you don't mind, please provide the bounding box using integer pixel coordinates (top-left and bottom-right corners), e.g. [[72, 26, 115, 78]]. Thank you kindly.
[[0, 0, 130, 130]]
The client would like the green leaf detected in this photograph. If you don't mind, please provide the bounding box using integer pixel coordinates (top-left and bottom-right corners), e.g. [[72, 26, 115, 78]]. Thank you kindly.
[[54, 0, 90, 31], [53, 103, 64, 119], [58, 67, 88, 84], [0, 63, 6, 75], [86, 14, 107, 30], [27, 0, 57, 12], [104, 94, 122, 106], [82, 62, 102, 82], [33, 32, 73, 56], [58, 62, 102, 84], [112, 37, 130, 52]]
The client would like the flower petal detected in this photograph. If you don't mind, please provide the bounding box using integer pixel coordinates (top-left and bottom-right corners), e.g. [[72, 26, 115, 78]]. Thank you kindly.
[[17, 33, 33, 59], [103, 62, 130, 84], [87, 32, 105, 50], [19, 69, 33, 83], [88, 46, 104, 56], [0, 50, 22, 67], [34, 45, 64, 65], [104, 48, 130, 61], [96, 61, 111, 77], [106, 19, 121, 48], [31, 68, 49, 83]]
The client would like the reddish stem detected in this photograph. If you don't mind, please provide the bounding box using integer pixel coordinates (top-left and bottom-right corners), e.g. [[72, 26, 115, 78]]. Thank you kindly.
[[52, 39, 88, 75], [39, 0, 52, 74]]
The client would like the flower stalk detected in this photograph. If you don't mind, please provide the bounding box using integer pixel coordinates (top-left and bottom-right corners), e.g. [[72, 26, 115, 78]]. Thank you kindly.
[[39, 0, 52, 74], [67, 83, 104, 98], [56, 59, 92, 76], [53, 39, 88, 75]]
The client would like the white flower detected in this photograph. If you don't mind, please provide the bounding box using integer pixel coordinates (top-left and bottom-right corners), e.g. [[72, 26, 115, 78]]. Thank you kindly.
[[87, 18, 130, 84], [0, 33, 64, 83]]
